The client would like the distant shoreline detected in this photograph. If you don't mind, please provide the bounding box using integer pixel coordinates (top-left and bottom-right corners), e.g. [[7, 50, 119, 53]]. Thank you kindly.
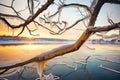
[[0, 36, 120, 46], [88, 39, 120, 45]]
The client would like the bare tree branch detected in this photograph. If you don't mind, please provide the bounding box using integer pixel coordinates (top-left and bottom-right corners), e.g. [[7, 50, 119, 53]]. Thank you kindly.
[[0, 13, 25, 21], [28, 0, 34, 15], [0, 0, 120, 78], [0, 16, 16, 28], [0, 0, 54, 36], [66, 15, 90, 30], [26, 25, 40, 36], [107, 0, 120, 4], [0, 0, 54, 28], [24, 0, 54, 25], [0, 3, 11, 8], [0, 22, 119, 71], [17, 26, 25, 36], [0, 69, 9, 75], [89, 22, 120, 32], [49, 3, 91, 18]]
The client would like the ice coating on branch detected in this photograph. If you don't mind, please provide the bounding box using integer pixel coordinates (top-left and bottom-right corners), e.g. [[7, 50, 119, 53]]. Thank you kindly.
[[0, 67, 20, 77], [90, 0, 99, 12]]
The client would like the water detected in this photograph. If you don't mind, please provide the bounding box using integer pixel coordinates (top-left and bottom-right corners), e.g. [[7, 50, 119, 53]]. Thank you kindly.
[[0, 41, 120, 80]]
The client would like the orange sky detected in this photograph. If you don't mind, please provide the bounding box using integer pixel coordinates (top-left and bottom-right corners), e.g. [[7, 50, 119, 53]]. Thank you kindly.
[[0, 19, 119, 40], [0, 20, 85, 39]]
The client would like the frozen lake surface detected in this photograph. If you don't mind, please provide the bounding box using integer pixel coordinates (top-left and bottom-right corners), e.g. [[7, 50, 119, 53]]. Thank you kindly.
[[0, 40, 120, 80]]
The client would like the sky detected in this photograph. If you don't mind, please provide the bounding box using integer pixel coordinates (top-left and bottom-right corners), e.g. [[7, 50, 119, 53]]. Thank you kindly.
[[0, 0, 120, 39]]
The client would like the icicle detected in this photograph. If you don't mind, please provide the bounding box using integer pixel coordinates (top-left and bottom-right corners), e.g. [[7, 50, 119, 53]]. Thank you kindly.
[[36, 60, 47, 80], [28, 0, 34, 15]]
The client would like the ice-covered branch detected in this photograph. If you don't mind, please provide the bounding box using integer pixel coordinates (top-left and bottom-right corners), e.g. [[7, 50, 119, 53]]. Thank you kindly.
[[49, 3, 91, 18], [0, 22, 119, 71], [107, 0, 120, 4], [0, 0, 54, 36], [0, 0, 120, 78], [89, 22, 120, 32]]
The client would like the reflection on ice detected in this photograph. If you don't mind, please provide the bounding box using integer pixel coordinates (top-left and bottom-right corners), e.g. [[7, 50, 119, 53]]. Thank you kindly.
[[55, 61, 77, 71], [74, 56, 90, 65], [0, 43, 120, 80], [96, 55, 120, 64], [99, 64, 120, 74]]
